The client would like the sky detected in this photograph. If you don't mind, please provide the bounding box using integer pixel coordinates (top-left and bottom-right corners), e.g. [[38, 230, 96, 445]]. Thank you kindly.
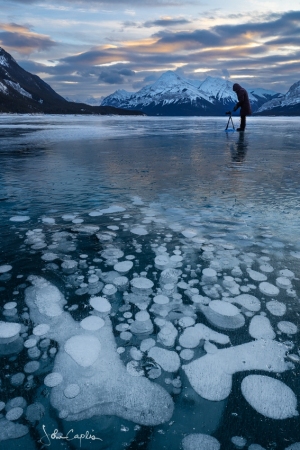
[[1, 0, 300, 102]]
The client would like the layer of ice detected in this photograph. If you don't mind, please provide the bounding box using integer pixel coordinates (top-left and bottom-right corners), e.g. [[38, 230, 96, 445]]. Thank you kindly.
[[80, 315, 105, 331], [199, 304, 245, 330], [0, 265, 12, 273], [130, 226, 148, 235], [266, 300, 286, 316], [148, 346, 180, 372], [259, 282, 279, 296], [179, 323, 229, 349], [9, 216, 30, 222], [247, 269, 267, 282], [0, 322, 21, 342], [230, 294, 261, 312], [114, 260, 133, 274], [277, 321, 298, 334], [183, 340, 290, 401], [249, 315, 276, 340], [25, 277, 174, 425], [241, 375, 298, 419], [64, 335, 101, 367], [209, 300, 240, 316], [44, 372, 63, 387], [182, 433, 220, 450]]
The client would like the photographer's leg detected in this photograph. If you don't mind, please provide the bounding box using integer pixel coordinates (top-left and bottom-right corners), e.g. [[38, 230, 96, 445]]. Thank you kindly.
[[240, 115, 246, 130]]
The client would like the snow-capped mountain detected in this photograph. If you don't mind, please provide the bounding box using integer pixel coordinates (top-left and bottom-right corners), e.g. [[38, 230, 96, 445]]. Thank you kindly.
[[256, 81, 300, 115], [102, 71, 216, 115], [0, 46, 143, 115], [101, 71, 281, 116]]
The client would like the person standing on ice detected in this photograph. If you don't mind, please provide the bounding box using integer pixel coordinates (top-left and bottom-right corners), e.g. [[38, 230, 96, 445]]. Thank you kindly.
[[232, 83, 252, 131]]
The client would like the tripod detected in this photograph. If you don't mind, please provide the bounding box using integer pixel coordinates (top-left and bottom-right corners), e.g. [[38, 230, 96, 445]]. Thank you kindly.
[[225, 113, 235, 131]]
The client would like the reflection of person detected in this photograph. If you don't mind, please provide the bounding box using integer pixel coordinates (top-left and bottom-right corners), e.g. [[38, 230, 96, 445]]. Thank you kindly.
[[232, 83, 251, 131], [231, 131, 248, 163]]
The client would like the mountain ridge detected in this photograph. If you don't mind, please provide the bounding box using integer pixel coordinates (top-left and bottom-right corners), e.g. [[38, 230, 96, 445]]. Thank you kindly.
[[101, 70, 282, 116], [256, 81, 300, 115]]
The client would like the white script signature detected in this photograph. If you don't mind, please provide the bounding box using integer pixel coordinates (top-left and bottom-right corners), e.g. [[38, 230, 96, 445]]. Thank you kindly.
[[39, 425, 103, 447]]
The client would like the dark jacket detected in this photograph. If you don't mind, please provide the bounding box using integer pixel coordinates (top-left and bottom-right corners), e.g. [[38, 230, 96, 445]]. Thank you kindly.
[[233, 83, 252, 116]]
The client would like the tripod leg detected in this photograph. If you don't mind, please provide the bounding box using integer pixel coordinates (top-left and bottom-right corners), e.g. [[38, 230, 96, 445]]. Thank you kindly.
[[225, 116, 230, 130]]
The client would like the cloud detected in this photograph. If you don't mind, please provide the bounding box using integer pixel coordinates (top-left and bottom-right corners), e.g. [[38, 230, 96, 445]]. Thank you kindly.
[[8, 8, 300, 98], [98, 66, 135, 84], [144, 17, 191, 28], [0, 23, 56, 54], [3, 0, 191, 5]]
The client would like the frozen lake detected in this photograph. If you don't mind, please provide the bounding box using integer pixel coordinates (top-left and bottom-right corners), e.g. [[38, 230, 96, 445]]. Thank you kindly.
[[0, 115, 299, 450]]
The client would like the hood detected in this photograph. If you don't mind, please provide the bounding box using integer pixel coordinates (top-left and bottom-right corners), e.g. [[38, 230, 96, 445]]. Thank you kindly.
[[233, 83, 242, 92]]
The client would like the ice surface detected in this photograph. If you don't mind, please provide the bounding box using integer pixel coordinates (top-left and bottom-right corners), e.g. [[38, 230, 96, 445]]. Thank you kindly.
[[9, 215, 30, 222], [277, 321, 298, 334], [25, 277, 174, 425], [276, 276, 292, 289], [25, 403, 45, 423], [80, 315, 105, 331], [0, 264, 12, 273], [209, 300, 240, 316], [157, 320, 178, 347], [259, 282, 279, 296], [246, 269, 267, 282], [130, 226, 148, 235], [44, 372, 63, 387], [64, 335, 101, 367], [148, 346, 180, 372], [231, 436, 247, 448], [179, 323, 229, 349], [230, 294, 261, 312], [33, 324, 50, 336], [249, 315, 275, 340], [0, 321, 21, 342], [266, 300, 286, 316], [2, 119, 300, 446], [248, 445, 266, 450], [99, 205, 126, 214], [131, 276, 154, 293], [90, 296, 111, 314], [64, 383, 81, 398], [182, 433, 220, 450], [241, 375, 298, 419], [0, 418, 29, 441], [26, 276, 66, 318], [199, 304, 245, 330], [183, 340, 290, 400], [6, 407, 24, 421], [114, 260, 133, 274], [154, 294, 169, 304]]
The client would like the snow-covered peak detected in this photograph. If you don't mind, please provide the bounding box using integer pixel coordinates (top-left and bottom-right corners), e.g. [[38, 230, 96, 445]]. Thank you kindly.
[[257, 81, 300, 112], [149, 71, 187, 89], [112, 89, 134, 99], [136, 70, 211, 102], [198, 76, 236, 102], [286, 80, 300, 100], [249, 87, 282, 99], [0, 46, 17, 66]]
